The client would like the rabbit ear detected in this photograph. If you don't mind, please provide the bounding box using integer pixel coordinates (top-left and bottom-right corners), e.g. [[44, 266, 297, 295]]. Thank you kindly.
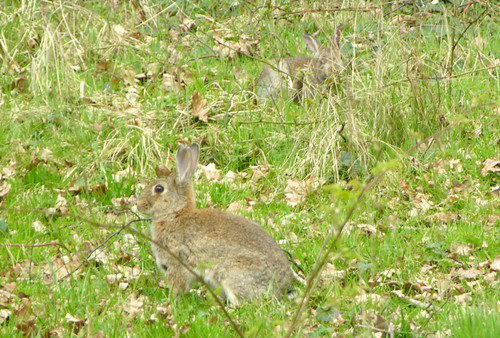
[[176, 143, 200, 185], [155, 165, 172, 178], [333, 24, 345, 49], [303, 35, 322, 57]]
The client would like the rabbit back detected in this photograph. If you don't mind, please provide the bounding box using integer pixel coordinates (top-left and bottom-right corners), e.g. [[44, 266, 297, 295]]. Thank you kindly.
[[151, 208, 294, 303]]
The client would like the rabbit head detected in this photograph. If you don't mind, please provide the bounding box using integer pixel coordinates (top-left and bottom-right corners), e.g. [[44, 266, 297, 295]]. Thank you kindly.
[[301, 32, 343, 84], [137, 143, 200, 219]]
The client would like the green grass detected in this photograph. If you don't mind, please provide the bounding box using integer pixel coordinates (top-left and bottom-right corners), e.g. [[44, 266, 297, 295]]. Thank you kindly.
[[1, 0, 499, 336]]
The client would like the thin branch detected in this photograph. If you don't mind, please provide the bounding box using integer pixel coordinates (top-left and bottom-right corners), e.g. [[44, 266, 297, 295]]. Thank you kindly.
[[384, 65, 499, 87], [2, 241, 70, 251], [277, 7, 380, 16], [450, 8, 489, 57]]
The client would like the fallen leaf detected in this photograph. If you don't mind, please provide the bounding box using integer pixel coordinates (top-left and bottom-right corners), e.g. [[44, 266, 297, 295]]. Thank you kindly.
[[41, 254, 83, 283], [320, 263, 346, 280], [491, 257, 500, 272], [284, 177, 325, 207], [1, 160, 17, 179], [124, 293, 145, 319], [480, 159, 499, 176], [192, 92, 209, 123], [32, 220, 47, 233], [200, 163, 221, 182], [45, 194, 69, 216], [356, 223, 377, 236], [450, 244, 473, 256], [45, 326, 65, 337], [0, 181, 11, 201], [0, 309, 12, 325], [88, 248, 109, 266], [65, 313, 86, 335], [113, 168, 135, 183], [250, 164, 271, 182], [227, 200, 245, 213], [454, 268, 481, 280], [112, 196, 136, 208]]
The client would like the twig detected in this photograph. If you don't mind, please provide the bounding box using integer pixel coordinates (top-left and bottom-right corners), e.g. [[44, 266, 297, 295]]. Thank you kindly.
[[450, 8, 489, 58], [384, 65, 499, 87], [277, 7, 380, 16], [2, 241, 70, 251], [237, 119, 321, 126], [391, 290, 435, 311]]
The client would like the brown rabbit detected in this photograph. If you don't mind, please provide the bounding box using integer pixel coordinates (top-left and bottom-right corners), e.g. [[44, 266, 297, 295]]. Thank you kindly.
[[137, 144, 294, 305], [256, 30, 344, 102]]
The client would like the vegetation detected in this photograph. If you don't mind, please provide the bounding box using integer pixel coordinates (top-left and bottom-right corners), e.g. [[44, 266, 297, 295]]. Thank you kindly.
[[0, 0, 498, 336]]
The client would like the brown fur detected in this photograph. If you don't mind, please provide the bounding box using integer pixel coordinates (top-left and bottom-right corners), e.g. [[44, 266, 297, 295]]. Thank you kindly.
[[137, 144, 293, 305], [256, 32, 344, 101]]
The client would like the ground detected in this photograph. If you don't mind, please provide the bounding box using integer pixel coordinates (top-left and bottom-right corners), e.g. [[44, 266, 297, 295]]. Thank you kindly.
[[0, 1, 499, 337]]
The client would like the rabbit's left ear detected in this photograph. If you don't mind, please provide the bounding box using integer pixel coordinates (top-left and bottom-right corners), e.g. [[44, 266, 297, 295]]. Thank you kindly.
[[303, 35, 322, 57], [176, 143, 200, 185], [155, 165, 172, 178]]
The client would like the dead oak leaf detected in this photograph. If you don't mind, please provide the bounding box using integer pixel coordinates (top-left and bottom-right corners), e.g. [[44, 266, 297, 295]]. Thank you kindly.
[[284, 177, 324, 207], [480, 158, 500, 176], [454, 268, 481, 280], [0, 181, 11, 201], [65, 313, 86, 335], [124, 293, 145, 319], [1, 160, 17, 179], [191, 92, 209, 123], [491, 256, 500, 272], [200, 163, 221, 182]]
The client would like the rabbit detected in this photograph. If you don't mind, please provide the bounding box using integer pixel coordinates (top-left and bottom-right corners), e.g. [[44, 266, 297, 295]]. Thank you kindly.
[[256, 29, 344, 102], [137, 143, 294, 306]]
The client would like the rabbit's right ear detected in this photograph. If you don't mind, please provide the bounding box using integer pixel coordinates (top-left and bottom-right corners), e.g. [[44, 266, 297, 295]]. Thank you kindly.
[[176, 143, 200, 185], [303, 35, 322, 57]]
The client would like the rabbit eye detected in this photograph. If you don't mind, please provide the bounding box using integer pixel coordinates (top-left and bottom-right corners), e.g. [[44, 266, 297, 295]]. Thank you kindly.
[[154, 185, 165, 194]]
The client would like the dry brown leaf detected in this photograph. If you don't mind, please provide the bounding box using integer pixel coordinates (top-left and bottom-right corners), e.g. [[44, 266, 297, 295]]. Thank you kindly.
[[450, 244, 473, 256], [284, 177, 324, 207], [481, 158, 500, 176], [1, 160, 17, 179], [491, 256, 500, 272], [0, 309, 12, 325], [45, 194, 69, 217], [355, 293, 385, 305], [45, 326, 65, 337], [116, 265, 144, 282], [454, 268, 481, 280], [192, 91, 209, 123], [32, 220, 47, 233], [432, 212, 460, 224], [227, 200, 245, 213], [200, 163, 221, 182], [113, 168, 135, 183], [111, 196, 136, 208], [356, 223, 377, 236], [112, 24, 127, 39], [88, 248, 109, 266], [0, 181, 11, 200], [65, 313, 86, 335], [41, 254, 83, 284], [454, 292, 472, 306], [320, 263, 346, 280], [124, 293, 145, 319]]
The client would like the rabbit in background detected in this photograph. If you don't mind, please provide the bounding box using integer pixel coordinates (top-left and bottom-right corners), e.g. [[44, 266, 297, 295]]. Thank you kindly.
[[256, 28, 345, 102], [137, 144, 294, 306]]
